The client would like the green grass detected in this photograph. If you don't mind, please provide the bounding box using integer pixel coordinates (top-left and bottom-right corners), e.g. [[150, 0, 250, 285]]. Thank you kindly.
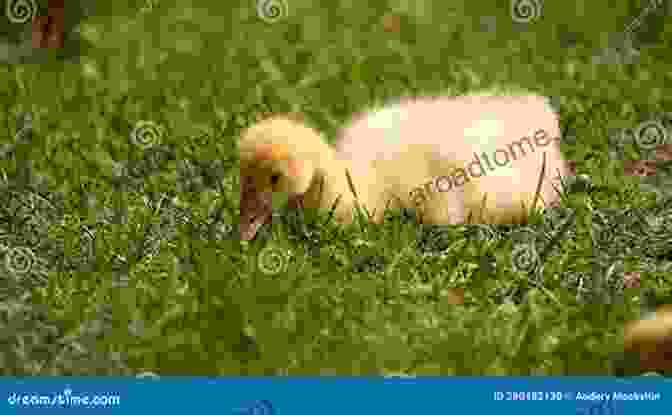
[[1, 0, 672, 375]]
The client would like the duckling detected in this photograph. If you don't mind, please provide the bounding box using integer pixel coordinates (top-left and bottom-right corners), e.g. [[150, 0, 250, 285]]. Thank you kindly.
[[623, 304, 672, 373], [239, 91, 569, 240]]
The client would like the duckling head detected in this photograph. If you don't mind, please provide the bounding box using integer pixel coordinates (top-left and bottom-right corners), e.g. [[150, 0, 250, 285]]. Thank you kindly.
[[238, 116, 318, 240]]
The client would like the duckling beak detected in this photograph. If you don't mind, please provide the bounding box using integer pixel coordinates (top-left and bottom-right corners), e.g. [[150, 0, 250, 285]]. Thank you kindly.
[[239, 186, 273, 241]]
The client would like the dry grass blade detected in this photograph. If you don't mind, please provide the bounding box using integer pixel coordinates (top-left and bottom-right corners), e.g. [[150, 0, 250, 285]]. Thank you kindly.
[[531, 152, 547, 213], [623, 159, 657, 177]]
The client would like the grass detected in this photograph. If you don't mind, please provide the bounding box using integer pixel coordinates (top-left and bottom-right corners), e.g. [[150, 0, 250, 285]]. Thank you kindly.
[[1, 0, 672, 375]]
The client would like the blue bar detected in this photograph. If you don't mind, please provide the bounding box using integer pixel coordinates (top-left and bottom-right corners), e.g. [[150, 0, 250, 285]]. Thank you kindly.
[[1, 377, 669, 414]]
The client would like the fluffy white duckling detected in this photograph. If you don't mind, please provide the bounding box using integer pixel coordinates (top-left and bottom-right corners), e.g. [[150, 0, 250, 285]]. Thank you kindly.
[[239, 90, 569, 240]]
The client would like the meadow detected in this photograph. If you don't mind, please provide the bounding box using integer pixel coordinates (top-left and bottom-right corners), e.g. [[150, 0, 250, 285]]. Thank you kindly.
[[0, 0, 671, 375]]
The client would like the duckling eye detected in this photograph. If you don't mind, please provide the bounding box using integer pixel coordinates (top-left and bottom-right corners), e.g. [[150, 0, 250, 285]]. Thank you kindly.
[[270, 173, 281, 186]]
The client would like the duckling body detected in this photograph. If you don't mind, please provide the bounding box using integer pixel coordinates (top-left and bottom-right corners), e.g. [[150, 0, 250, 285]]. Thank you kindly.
[[335, 93, 567, 224], [239, 91, 569, 240]]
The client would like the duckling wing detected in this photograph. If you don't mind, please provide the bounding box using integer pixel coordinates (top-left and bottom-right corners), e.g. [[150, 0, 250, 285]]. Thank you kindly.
[[331, 93, 568, 223]]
